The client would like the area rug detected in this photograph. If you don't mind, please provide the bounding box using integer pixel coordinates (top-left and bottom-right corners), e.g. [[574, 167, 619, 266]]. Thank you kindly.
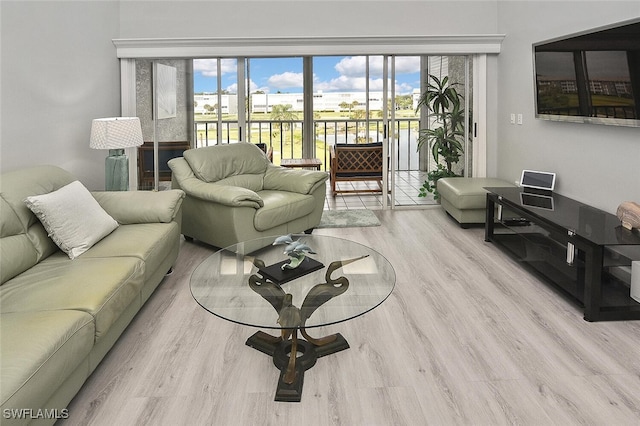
[[317, 209, 381, 228]]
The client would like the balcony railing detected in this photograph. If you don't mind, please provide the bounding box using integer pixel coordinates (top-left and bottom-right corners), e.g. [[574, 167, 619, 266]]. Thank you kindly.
[[194, 118, 422, 172]]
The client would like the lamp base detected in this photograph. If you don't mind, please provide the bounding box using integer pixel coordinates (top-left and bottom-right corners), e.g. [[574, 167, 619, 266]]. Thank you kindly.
[[105, 149, 129, 191]]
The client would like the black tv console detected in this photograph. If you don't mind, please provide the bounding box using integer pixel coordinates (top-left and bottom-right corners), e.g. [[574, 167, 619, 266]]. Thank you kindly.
[[484, 187, 640, 321]]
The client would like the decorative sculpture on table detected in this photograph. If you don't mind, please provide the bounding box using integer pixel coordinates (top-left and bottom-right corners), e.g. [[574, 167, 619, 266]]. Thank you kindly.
[[253, 235, 324, 285], [247, 254, 369, 399], [273, 234, 317, 270], [617, 201, 640, 231]]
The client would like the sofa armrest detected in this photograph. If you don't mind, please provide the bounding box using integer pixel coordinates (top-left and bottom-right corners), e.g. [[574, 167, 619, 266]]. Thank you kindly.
[[263, 166, 328, 195], [169, 157, 264, 208], [92, 190, 185, 224]]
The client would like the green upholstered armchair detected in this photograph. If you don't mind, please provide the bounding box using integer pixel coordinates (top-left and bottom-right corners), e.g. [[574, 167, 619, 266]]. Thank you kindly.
[[168, 143, 328, 249]]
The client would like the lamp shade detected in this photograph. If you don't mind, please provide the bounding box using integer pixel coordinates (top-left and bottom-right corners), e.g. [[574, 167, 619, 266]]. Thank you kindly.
[[89, 117, 144, 150]]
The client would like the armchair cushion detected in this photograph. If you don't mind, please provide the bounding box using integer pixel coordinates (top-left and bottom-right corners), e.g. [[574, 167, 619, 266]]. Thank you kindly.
[[167, 158, 264, 208], [263, 167, 328, 194], [216, 174, 264, 192], [254, 190, 316, 231], [204, 184, 264, 208], [184, 143, 269, 182]]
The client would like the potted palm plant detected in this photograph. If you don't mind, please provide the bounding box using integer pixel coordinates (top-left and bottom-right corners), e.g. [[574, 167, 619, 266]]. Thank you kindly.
[[415, 75, 465, 199]]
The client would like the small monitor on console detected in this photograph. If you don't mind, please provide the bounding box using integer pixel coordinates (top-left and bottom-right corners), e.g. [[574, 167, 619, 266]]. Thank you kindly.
[[520, 169, 556, 194]]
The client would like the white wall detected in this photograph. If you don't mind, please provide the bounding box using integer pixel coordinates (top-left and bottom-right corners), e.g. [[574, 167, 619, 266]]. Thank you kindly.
[[495, 1, 640, 213], [0, 1, 121, 189], [1, 0, 499, 189], [118, 1, 499, 39], [4, 1, 637, 212]]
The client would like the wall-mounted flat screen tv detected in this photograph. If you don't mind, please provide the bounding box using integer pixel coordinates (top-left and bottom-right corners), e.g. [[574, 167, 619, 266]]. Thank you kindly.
[[533, 20, 640, 127]]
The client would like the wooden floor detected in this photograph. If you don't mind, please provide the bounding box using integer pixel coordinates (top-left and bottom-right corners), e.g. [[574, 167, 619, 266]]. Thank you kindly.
[[62, 208, 640, 426]]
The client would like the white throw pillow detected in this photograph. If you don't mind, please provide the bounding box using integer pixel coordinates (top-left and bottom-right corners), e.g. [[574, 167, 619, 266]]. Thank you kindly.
[[24, 180, 119, 259]]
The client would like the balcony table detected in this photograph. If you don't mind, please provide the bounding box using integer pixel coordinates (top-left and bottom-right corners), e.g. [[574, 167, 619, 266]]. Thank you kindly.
[[280, 158, 322, 170]]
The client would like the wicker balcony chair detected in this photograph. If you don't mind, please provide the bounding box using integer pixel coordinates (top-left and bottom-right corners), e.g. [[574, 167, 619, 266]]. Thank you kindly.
[[329, 142, 384, 197]]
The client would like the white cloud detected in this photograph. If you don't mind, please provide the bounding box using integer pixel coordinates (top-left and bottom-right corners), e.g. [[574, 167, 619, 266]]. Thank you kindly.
[[193, 58, 237, 78], [315, 56, 420, 93], [396, 82, 415, 93], [314, 75, 361, 92], [334, 56, 368, 77], [395, 57, 422, 74], [267, 72, 303, 90], [334, 56, 420, 78], [227, 79, 269, 94]]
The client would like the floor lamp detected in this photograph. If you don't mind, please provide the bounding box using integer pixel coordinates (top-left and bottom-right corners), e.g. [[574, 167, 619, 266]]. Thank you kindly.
[[90, 117, 144, 191]]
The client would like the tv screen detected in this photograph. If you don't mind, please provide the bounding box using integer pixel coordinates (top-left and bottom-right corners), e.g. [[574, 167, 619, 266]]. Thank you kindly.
[[533, 20, 640, 127]]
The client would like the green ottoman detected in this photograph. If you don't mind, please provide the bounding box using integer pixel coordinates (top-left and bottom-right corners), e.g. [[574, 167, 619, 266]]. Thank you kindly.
[[437, 177, 515, 227]]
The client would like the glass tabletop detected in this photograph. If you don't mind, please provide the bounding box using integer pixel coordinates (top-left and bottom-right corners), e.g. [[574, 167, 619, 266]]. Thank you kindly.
[[190, 235, 396, 330]]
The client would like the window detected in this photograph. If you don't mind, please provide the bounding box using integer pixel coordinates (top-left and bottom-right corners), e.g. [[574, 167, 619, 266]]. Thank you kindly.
[[117, 35, 498, 203]]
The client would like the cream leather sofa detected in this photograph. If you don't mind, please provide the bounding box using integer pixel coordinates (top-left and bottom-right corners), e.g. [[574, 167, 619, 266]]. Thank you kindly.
[[0, 165, 184, 425], [169, 143, 328, 249]]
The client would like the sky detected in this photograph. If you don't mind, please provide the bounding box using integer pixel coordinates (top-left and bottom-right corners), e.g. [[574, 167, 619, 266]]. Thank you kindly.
[[193, 56, 422, 95]]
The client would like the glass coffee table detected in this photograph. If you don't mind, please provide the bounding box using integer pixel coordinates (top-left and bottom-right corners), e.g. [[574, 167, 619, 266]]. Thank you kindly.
[[190, 234, 395, 402]]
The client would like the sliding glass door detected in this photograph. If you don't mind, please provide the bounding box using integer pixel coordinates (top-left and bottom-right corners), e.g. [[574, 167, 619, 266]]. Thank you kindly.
[[124, 53, 481, 205], [413, 55, 473, 206], [132, 59, 194, 190], [369, 54, 473, 209]]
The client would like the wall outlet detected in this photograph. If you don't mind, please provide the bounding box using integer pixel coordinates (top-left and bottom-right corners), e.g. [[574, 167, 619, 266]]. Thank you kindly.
[[510, 113, 516, 124], [517, 113, 523, 125]]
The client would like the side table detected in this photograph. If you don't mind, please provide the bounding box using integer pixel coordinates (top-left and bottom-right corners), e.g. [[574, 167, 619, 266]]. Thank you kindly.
[[281, 158, 322, 170]]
